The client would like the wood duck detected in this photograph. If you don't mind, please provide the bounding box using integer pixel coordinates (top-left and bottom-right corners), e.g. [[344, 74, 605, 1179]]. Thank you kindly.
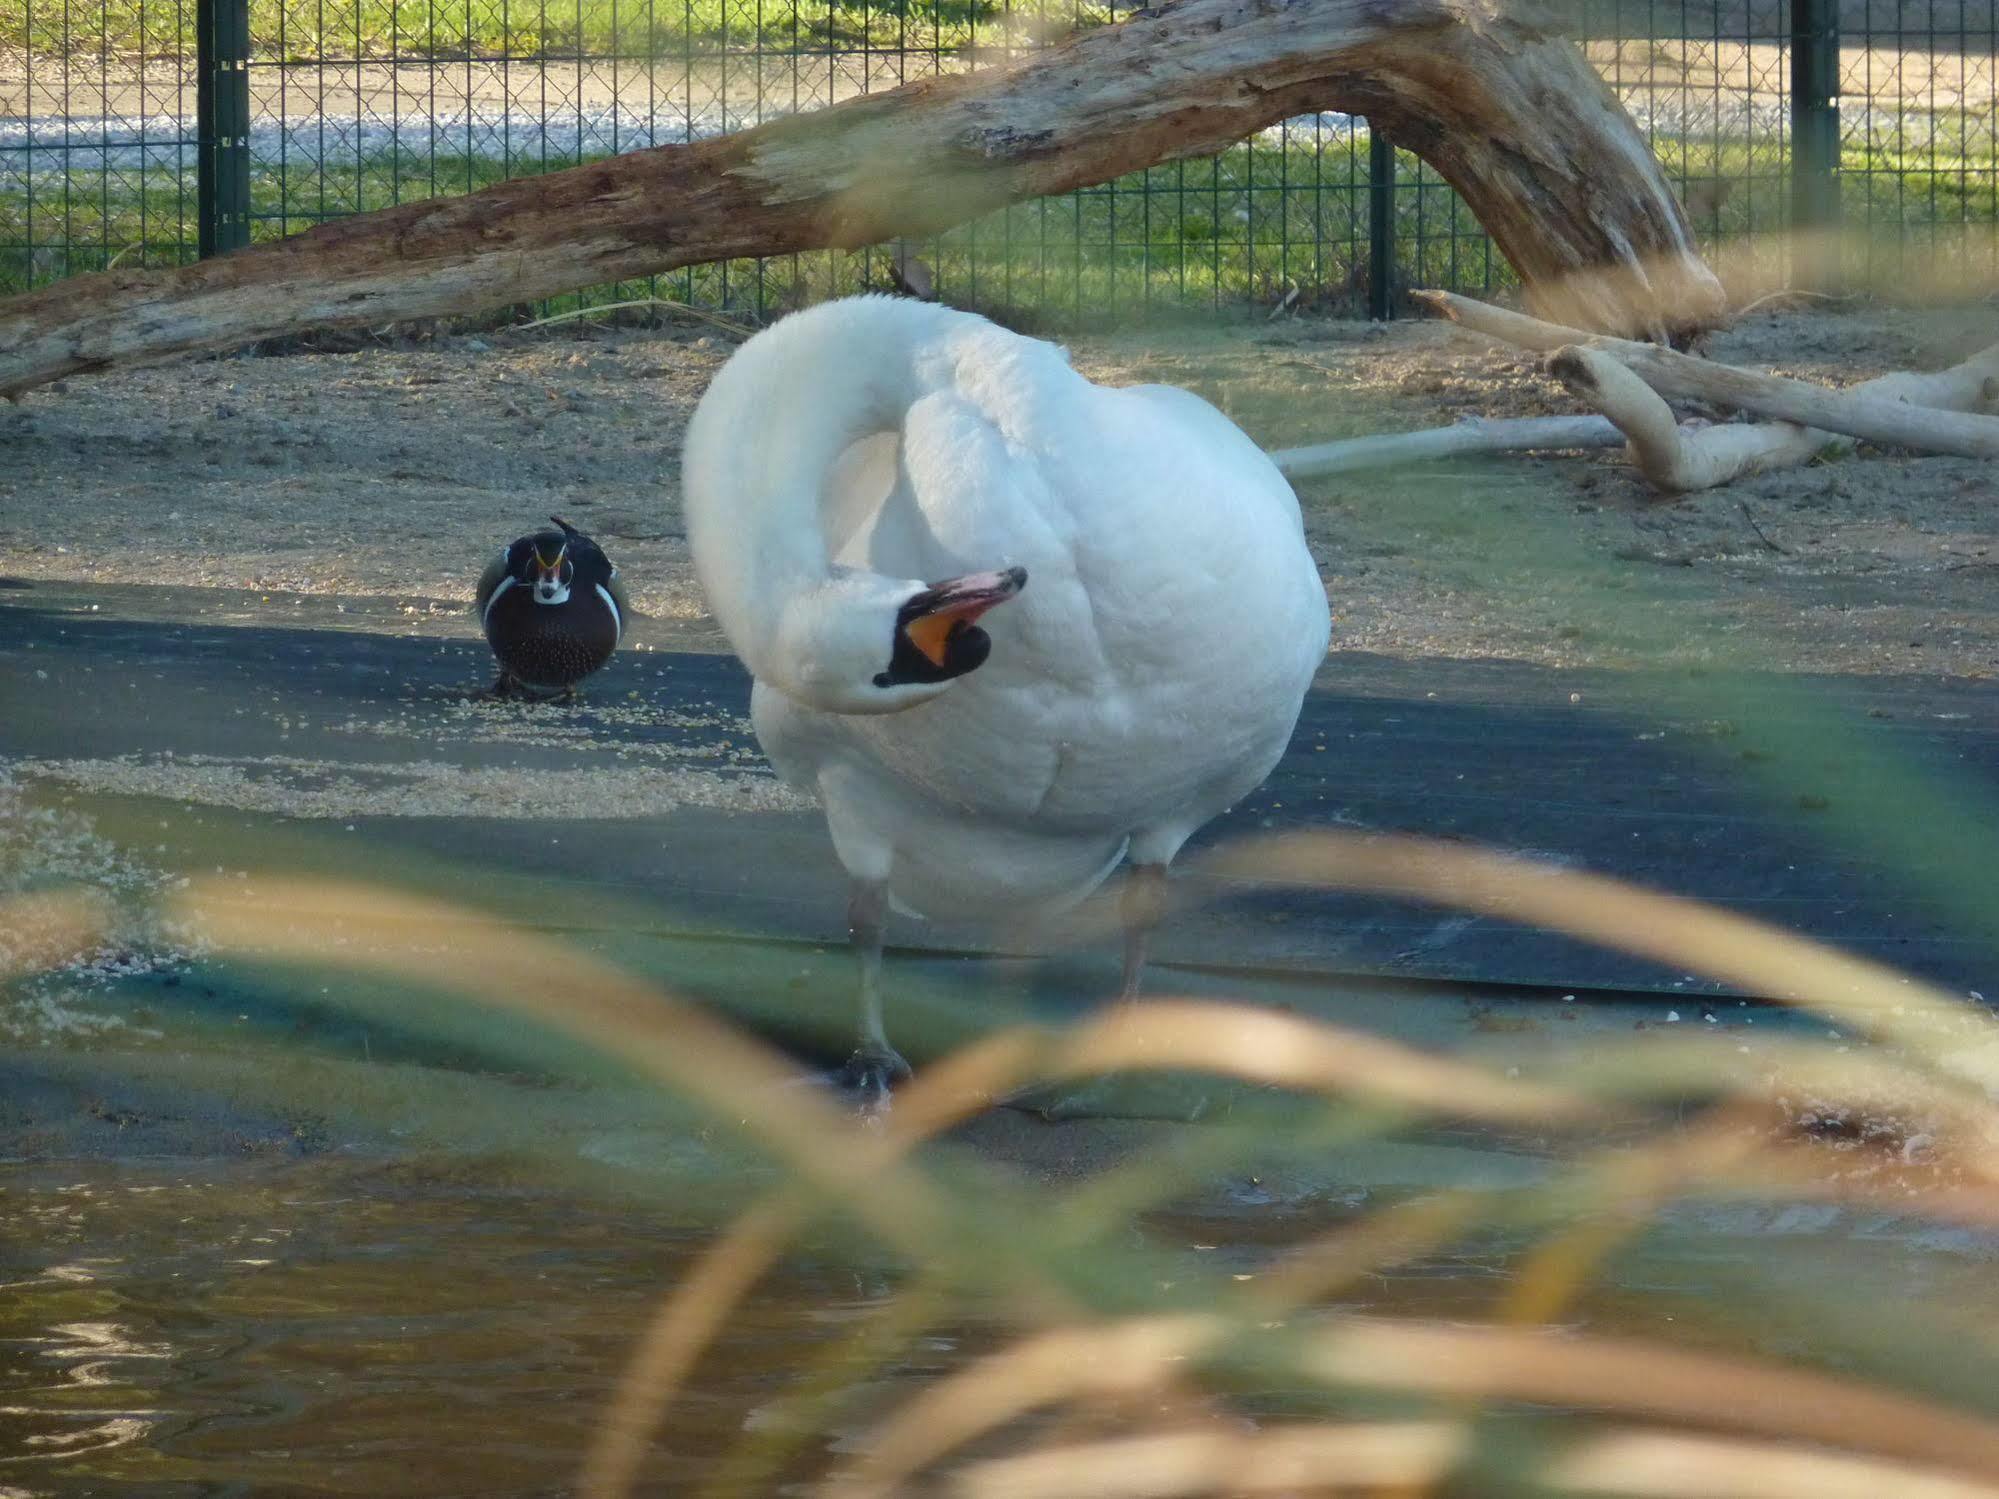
[[475, 516, 629, 698]]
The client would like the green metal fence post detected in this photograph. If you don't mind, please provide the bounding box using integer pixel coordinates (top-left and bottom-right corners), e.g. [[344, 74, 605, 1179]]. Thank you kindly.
[[1367, 124, 1394, 319], [1790, 0, 1840, 290], [196, 0, 252, 256]]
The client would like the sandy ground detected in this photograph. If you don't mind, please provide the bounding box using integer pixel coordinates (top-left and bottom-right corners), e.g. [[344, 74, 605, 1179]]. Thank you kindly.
[[4, 301, 1999, 678]]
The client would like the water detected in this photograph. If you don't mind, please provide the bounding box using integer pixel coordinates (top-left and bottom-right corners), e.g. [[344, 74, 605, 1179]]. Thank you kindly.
[[0, 1154, 903, 1496], [6, 1134, 1997, 1497]]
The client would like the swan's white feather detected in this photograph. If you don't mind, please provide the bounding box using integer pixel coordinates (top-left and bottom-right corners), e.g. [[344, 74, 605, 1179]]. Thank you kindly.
[[686, 296, 1329, 922]]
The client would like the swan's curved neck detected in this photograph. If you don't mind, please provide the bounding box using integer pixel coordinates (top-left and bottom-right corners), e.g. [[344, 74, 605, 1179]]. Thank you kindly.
[[683, 297, 961, 704]]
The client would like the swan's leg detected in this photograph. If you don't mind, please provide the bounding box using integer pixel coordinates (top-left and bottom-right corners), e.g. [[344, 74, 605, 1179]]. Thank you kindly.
[[1020, 860, 1171, 1122], [1118, 862, 1169, 1001], [836, 877, 911, 1105]]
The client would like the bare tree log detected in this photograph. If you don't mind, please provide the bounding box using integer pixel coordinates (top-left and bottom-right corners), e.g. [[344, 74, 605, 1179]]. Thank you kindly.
[[1573, 344, 1999, 459], [1546, 348, 1831, 492], [1417, 289, 1999, 468], [1272, 415, 1627, 479], [0, 0, 1723, 399]]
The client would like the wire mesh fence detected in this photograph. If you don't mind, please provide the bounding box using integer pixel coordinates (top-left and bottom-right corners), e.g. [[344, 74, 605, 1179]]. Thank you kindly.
[[2, 0, 1995, 321]]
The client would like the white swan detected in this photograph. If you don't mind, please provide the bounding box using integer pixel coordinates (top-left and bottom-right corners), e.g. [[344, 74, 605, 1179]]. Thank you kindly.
[[683, 295, 1330, 1099]]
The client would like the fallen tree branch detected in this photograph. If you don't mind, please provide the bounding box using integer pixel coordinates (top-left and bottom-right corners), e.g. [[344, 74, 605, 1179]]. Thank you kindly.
[[1415, 289, 1999, 486], [1271, 415, 1627, 479], [1407, 291, 1615, 355], [0, 0, 1723, 399], [1545, 347, 1834, 492], [1579, 342, 1999, 460]]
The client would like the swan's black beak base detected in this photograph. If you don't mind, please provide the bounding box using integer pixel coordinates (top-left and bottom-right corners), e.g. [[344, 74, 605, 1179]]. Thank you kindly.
[[876, 566, 1028, 687]]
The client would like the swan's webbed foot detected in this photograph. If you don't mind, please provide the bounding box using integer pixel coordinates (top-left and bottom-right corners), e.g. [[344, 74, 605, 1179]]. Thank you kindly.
[[486, 671, 523, 700], [834, 1043, 912, 1115]]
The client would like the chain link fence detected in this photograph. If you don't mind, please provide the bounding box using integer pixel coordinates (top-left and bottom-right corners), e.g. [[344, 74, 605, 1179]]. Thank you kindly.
[[3, 0, 1995, 320]]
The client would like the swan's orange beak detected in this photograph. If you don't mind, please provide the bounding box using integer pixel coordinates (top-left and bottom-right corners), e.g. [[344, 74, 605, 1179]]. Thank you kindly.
[[903, 567, 1027, 668]]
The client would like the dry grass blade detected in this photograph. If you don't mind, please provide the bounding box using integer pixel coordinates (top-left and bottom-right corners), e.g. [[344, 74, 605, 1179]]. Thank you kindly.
[[947, 1422, 1468, 1499], [1525, 1031, 1999, 1190], [0, 888, 112, 981], [179, 876, 1062, 1499], [829, 1297, 1999, 1494], [1498, 1103, 1775, 1326], [1260, 1102, 1843, 1322], [1047, 999, 1597, 1124], [818, 1315, 1224, 1499], [589, 996, 1595, 1498], [1252, 1193, 1486, 1310], [171, 874, 955, 1255], [579, 1197, 804, 1499], [581, 1029, 1054, 1499], [1206, 832, 1999, 1088], [1305, 1319, 1999, 1478], [1552, 1427, 1999, 1499]]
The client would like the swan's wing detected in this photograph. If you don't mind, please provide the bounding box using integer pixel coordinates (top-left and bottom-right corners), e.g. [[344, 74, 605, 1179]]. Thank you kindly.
[[1116, 383, 1307, 531], [894, 350, 1324, 682]]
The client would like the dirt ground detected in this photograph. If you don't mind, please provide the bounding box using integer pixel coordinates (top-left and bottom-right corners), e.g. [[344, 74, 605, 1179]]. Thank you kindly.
[[4, 300, 1998, 678]]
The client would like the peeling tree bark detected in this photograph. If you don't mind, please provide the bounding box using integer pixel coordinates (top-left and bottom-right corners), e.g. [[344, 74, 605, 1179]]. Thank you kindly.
[[0, 0, 1724, 399]]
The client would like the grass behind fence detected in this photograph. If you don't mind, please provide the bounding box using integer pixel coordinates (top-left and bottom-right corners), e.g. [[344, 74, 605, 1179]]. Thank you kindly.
[[9, 130, 1994, 316], [7, 0, 1063, 62]]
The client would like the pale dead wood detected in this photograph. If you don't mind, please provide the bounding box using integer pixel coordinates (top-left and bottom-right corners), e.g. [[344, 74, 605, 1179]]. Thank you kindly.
[[1416, 289, 1999, 487], [0, 0, 1722, 399], [1547, 341, 1999, 492], [1271, 414, 1627, 479], [1546, 346, 1834, 492], [1597, 341, 1999, 460], [1409, 289, 1621, 354]]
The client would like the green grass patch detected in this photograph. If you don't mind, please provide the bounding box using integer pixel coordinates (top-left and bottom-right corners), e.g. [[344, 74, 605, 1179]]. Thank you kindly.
[[4, 0, 1107, 62]]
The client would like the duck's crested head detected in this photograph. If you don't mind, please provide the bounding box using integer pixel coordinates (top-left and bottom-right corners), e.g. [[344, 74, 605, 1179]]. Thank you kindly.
[[505, 518, 615, 607], [769, 565, 1026, 715]]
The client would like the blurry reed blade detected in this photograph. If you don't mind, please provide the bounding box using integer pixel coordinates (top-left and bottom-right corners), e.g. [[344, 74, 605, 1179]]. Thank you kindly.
[[1204, 832, 1999, 1090], [947, 1422, 1469, 1499], [581, 1030, 1055, 1499], [171, 874, 964, 1256], [588, 997, 1602, 1497], [1306, 1318, 1999, 1479], [1497, 1101, 1773, 1326], [1043, 997, 1597, 1123], [581, 1198, 805, 1499], [0, 889, 113, 982], [1549, 1032, 1999, 1187], [1552, 1426, 1999, 1499], [831, 1310, 1999, 1497], [820, 1314, 1223, 1499], [694, 1280, 956, 1499], [1252, 1192, 1486, 1310]]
